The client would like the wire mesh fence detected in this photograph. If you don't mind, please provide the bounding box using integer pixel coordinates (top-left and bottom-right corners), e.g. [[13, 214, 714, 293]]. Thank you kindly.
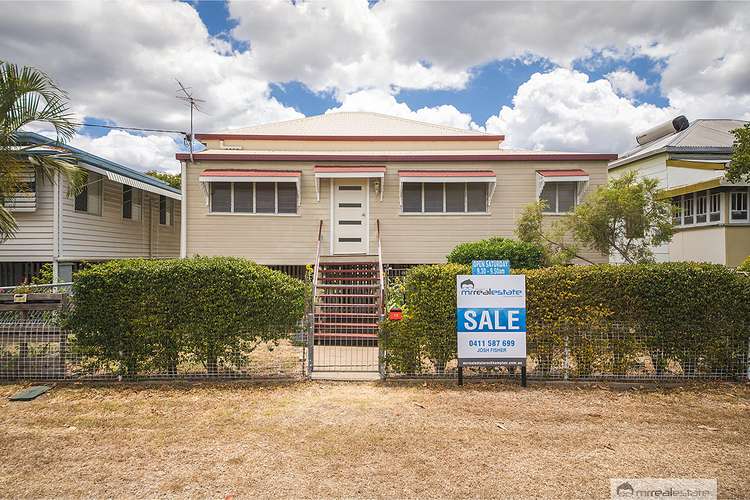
[[0, 291, 306, 382], [380, 322, 750, 382], [3, 289, 748, 383]]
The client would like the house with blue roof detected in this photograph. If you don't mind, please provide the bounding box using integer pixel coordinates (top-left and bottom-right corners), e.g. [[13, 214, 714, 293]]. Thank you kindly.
[[0, 132, 182, 285]]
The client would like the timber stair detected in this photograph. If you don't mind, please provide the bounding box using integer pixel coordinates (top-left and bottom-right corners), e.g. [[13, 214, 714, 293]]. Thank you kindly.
[[313, 259, 382, 343]]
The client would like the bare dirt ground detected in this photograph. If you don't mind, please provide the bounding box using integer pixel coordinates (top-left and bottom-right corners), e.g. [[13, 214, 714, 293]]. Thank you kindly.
[[1, 381, 748, 499]]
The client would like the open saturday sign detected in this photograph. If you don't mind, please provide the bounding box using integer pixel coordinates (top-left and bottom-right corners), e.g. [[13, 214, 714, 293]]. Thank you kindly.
[[456, 274, 527, 366]]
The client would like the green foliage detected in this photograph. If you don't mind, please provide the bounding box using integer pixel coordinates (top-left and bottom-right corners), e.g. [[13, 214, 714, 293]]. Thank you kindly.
[[146, 170, 181, 189], [386, 276, 407, 311], [515, 201, 591, 265], [0, 60, 83, 241], [382, 262, 750, 377], [738, 255, 750, 272], [29, 263, 53, 285], [567, 172, 674, 263], [725, 123, 750, 184], [66, 257, 305, 376], [446, 237, 546, 269], [380, 316, 422, 374]]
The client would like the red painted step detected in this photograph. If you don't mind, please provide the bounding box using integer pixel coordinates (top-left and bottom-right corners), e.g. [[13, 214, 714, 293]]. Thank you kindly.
[[316, 303, 378, 308], [317, 284, 380, 289], [318, 293, 378, 299], [315, 312, 379, 318], [314, 332, 378, 339], [320, 276, 378, 282]]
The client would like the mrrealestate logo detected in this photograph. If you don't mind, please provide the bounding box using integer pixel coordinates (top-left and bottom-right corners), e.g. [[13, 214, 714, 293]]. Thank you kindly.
[[617, 482, 635, 496], [459, 279, 523, 297], [610, 479, 716, 499]]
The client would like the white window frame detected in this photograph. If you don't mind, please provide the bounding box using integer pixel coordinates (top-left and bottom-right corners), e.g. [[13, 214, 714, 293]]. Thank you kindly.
[[729, 188, 750, 223], [159, 195, 174, 226], [3, 168, 37, 212], [208, 181, 298, 216], [74, 171, 103, 216], [400, 181, 491, 215], [122, 185, 142, 222], [540, 181, 579, 214], [672, 189, 726, 227]]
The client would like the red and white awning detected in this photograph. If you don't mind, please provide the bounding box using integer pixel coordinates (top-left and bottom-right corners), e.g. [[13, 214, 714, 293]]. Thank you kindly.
[[199, 169, 301, 183], [398, 169, 497, 211], [314, 166, 386, 201], [198, 169, 301, 206], [535, 169, 589, 200], [398, 169, 496, 183]]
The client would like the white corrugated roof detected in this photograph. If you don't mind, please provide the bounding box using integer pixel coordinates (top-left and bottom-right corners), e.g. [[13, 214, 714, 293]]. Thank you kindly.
[[610, 119, 747, 169], [205, 112, 491, 137]]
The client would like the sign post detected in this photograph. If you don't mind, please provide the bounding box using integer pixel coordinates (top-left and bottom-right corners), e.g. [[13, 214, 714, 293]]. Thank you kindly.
[[456, 265, 527, 387]]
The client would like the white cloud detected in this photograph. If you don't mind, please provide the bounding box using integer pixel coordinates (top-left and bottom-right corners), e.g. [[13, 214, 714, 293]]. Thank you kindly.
[[228, 0, 469, 96], [605, 70, 649, 98], [70, 131, 183, 174], [326, 89, 483, 131], [0, 0, 302, 133], [3, 0, 749, 164], [485, 68, 676, 153]]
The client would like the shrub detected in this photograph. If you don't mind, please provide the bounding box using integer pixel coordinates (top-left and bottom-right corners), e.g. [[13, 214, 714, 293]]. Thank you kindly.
[[67, 257, 305, 376], [739, 256, 750, 272], [446, 237, 546, 269], [382, 262, 750, 378]]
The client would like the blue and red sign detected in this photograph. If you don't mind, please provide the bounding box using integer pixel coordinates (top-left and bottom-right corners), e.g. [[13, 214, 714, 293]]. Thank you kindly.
[[456, 274, 527, 366]]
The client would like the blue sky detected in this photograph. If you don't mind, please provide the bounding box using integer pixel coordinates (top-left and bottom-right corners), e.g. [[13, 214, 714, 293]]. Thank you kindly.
[[3, 0, 746, 172], [188, 0, 670, 125]]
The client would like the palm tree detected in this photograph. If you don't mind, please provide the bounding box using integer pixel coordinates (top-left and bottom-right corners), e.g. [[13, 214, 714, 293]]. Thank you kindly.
[[0, 60, 83, 241]]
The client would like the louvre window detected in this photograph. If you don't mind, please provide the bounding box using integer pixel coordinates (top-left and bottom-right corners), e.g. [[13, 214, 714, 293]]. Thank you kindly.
[[696, 192, 707, 224], [709, 192, 721, 222], [210, 181, 297, 214], [540, 181, 577, 213], [672, 189, 725, 226], [401, 182, 489, 213], [122, 185, 142, 221], [74, 172, 102, 215], [159, 195, 173, 225], [730, 190, 749, 222]]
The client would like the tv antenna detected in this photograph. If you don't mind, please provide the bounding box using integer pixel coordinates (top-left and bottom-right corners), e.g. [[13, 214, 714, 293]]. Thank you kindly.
[[175, 79, 205, 162]]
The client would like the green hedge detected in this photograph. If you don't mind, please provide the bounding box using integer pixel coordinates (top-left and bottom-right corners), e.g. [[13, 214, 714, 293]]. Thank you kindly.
[[739, 256, 750, 272], [67, 257, 305, 376], [446, 237, 546, 269], [381, 263, 750, 377]]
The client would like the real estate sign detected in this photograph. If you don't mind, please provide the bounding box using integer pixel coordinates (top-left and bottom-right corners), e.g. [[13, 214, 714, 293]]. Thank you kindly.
[[456, 274, 527, 366]]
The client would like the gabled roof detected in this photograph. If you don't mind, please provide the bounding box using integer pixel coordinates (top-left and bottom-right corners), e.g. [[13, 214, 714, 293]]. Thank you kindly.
[[16, 131, 181, 200], [609, 119, 747, 169], [196, 111, 502, 141]]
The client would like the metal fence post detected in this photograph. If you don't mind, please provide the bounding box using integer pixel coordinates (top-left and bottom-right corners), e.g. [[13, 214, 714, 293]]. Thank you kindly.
[[378, 313, 386, 380], [563, 334, 570, 381], [307, 312, 314, 376]]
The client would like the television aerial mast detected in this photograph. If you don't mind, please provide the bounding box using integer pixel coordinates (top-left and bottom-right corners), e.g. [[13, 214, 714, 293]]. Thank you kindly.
[[175, 79, 205, 163]]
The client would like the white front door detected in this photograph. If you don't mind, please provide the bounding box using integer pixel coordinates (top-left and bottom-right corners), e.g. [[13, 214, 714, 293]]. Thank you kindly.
[[332, 179, 368, 254]]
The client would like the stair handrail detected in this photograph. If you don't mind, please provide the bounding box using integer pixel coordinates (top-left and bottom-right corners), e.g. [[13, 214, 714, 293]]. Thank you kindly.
[[312, 219, 323, 305], [308, 219, 323, 374], [376, 218, 385, 315]]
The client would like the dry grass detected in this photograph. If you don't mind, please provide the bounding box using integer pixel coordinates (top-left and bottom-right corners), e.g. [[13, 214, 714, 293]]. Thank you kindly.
[[1, 381, 748, 499]]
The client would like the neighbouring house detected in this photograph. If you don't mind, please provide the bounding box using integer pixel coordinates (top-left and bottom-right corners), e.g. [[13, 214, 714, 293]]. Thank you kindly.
[[177, 112, 615, 339], [609, 117, 750, 267], [0, 132, 182, 286]]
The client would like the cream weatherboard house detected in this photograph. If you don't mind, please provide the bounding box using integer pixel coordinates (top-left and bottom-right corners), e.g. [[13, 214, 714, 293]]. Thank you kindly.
[[609, 118, 750, 267], [177, 112, 615, 340], [0, 132, 181, 286], [178, 112, 615, 268]]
